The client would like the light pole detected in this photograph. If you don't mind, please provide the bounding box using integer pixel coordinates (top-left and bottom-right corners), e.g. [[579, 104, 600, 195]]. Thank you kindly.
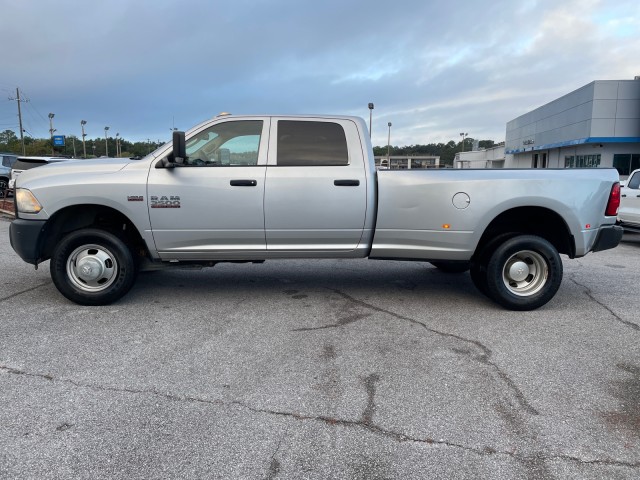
[[460, 132, 468, 153], [48, 113, 56, 155], [115, 133, 120, 157], [104, 126, 110, 156], [387, 122, 392, 169], [81, 120, 87, 158], [368, 103, 374, 138]]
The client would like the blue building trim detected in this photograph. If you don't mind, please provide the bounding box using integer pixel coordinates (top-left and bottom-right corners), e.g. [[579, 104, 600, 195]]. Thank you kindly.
[[505, 137, 640, 154]]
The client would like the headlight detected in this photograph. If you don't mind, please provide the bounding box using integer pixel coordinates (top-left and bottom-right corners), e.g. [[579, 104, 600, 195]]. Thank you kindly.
[[15, 189, 43, 214]]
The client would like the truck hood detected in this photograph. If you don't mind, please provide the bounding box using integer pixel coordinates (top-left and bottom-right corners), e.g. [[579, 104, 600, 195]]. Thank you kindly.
[[16, 158, 134, 188]]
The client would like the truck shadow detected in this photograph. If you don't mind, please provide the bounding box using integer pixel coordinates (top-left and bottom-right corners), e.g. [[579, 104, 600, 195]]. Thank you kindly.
[[131, 260, 485, 307]]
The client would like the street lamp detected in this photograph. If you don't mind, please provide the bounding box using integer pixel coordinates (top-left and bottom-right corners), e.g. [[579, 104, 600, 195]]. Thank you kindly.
[[460, 132, 468, 153], [387, 122, 392, 169], [115, 133, 120, 157], [48, 113, 56, 155], [80, 120, 87, 158], [368, 103, 374, 138], [104, 126, 110, 156]]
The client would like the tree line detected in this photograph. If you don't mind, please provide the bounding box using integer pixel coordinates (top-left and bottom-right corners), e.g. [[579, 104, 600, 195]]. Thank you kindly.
[[0, 129, 164, 158], [1, 128, 498, 165]]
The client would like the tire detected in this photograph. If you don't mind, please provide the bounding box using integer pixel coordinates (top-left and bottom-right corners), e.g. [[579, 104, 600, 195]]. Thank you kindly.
[[430, 261, 470, 273], [470, 233, 516, 298], [0, 178, 7, 198], [50, 228, 137, 305], [470, 263, 489, 297], [485, 235, 562, 311]]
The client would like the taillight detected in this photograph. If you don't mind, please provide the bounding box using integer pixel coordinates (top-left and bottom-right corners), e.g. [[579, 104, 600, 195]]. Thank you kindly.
[[605, 182, 620, 216]]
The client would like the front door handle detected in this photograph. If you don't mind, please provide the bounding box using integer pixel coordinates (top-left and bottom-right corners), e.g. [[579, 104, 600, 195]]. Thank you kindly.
[[334, 179, 360, 186], [230, 179, 257, 187]]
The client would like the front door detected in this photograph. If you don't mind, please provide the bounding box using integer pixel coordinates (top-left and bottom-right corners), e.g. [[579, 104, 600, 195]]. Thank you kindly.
[[148, 118, 269, 259]]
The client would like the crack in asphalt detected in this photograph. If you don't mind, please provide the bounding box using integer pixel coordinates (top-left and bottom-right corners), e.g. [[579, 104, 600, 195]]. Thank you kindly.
[[361, 373, 380, 425], [265, 430, 286, 480], [0, 282, 51, 303], [570, 276, 640, 331], [1, 364, 638, 470], [292, 313, 372, 332], [299, 288, 539, 416]]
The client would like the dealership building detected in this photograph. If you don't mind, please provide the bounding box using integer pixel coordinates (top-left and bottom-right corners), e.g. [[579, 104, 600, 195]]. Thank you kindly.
[[503, 79, 640, 175]]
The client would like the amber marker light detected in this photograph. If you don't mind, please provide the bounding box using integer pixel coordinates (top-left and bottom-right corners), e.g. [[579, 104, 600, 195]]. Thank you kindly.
[[442, 224, 451, 229]]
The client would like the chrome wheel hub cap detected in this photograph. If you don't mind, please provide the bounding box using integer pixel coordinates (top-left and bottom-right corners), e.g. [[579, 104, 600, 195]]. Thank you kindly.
[[502, 250, 548, 297], [67, 244, 118, 292]]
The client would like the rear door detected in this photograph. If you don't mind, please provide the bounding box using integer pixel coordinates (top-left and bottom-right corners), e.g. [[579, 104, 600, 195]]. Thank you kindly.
[[263, 118, 367, 252]]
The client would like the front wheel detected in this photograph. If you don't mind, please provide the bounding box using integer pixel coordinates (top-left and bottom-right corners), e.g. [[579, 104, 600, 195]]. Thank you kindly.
[[485, 235, 562, 311], [50, 228, 137, 305]]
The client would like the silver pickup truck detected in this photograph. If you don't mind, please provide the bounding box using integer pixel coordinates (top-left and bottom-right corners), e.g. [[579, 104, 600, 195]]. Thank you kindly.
[[9, 114, 623, 310]]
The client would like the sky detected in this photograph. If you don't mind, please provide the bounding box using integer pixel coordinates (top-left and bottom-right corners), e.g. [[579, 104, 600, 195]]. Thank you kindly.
[[0, 0, 638, 148]]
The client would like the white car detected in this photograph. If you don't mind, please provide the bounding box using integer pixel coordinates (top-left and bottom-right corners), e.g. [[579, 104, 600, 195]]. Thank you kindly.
[[1, 153, 18, 197], [618, 168, 640, 231], [9, 156, 75, 189]]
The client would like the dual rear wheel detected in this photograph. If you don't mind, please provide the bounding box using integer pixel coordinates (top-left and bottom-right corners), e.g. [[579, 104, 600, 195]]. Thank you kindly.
[[471, 235, 563, 311], [432, 234, 563, 310]]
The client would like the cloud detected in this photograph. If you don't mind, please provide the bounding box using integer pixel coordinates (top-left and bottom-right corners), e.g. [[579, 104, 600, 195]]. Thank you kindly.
[[0, 0, 637, 146]]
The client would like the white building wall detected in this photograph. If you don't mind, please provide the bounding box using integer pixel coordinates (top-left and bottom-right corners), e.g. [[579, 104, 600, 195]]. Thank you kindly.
[[505, 79, 640, 170], [455, 145, 505, 168]]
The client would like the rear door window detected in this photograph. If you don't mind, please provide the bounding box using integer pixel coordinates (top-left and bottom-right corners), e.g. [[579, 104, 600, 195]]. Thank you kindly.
[[276, 121, 348, 166]]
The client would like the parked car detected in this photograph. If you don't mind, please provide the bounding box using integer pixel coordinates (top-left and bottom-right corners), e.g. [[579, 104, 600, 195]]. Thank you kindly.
[[8, 156, 76, 190], [10, 114, 622, 310], [618, 168, 640, 232], [0, 153, 18, 198]]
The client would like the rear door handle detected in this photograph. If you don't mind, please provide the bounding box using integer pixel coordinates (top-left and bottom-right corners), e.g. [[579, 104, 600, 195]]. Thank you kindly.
[[334, 179, 360, 186], [230, 179, 257, 187]]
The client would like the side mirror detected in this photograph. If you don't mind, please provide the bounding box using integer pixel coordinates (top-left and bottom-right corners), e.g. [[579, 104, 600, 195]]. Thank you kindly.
[[155, 131, 186, 169], [173, 130, 186, 164]]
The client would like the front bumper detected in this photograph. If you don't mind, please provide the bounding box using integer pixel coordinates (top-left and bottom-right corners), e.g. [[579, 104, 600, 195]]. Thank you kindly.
[[591, 225, 624, 253], [9, 219, 47, 265]]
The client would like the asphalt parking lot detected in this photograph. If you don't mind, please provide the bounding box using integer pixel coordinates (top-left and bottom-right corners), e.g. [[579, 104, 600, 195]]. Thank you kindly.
[[1, 215, 639, 479]]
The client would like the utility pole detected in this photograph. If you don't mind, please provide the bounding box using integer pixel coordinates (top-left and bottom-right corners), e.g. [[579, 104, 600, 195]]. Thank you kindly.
[[8, 88, 27, 155]]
